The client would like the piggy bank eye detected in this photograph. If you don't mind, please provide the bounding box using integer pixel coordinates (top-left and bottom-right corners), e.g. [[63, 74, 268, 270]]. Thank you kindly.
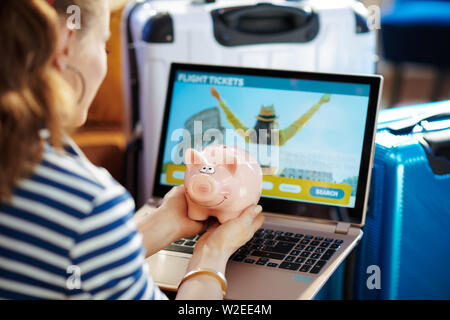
[[200, 166, 207, 173], [207, 167, 215, 174]]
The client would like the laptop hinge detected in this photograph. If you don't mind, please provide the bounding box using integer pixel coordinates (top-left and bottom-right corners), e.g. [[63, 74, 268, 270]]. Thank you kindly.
[[335, 222, 351, 235]]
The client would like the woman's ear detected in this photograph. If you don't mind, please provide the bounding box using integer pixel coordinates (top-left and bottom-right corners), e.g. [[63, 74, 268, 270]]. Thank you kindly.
[[53, 23, 74, 71]]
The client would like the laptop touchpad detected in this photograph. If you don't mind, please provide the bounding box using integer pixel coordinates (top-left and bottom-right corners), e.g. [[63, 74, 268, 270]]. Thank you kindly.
[[146, 253, 190, 288]]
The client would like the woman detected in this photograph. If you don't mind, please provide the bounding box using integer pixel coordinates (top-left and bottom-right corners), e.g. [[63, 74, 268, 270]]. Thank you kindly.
[[0, 0, 264, 300]]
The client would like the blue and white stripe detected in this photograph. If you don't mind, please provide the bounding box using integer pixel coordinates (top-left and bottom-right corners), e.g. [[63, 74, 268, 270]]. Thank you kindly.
[[0, 139, 167, 300]]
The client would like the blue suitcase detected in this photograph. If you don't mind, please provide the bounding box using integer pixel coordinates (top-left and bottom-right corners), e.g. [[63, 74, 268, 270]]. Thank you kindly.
[[352, 100, 450, 299], [314, 263, 346, 300]]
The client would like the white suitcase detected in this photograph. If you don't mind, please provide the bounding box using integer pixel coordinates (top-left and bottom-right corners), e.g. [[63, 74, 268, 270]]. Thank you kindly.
[[121, 0, 377, 205]]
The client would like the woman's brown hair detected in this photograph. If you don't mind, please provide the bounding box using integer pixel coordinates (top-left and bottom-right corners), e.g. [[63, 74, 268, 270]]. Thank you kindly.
[[0, 0, 101, 200]]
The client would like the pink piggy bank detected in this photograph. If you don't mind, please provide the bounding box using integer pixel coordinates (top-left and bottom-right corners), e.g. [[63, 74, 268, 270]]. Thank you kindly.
[[184, 144, 262, 224]]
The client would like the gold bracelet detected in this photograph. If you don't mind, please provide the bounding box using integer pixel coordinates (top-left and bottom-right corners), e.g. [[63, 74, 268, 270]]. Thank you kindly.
[[178, 268, 228, 296]]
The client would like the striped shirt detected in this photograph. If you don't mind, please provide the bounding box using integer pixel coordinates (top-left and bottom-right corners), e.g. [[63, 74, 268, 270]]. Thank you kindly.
[[0, 138, 167, 300]]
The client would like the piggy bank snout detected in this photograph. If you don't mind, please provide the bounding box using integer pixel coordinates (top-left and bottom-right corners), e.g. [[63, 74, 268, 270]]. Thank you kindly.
[[188, 175, 218, 202]]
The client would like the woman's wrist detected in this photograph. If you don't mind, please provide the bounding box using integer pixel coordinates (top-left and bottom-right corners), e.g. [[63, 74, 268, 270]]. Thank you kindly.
[[176, 273, 224, 300], [179, 268, 227, 296], [188, 244, 230, 274], [177, 245, 229, 300], [153, 205, 184, 240], [134, 205, 180, 256]]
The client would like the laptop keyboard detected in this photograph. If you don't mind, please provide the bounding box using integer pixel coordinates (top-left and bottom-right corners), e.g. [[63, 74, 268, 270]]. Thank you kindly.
[[164, 235, 199, 254], [164, 228, 344, 275], [230, 228, 344, 274]]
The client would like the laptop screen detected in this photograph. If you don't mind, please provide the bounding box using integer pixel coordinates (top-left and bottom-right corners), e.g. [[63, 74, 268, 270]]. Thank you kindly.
[[153, 64, 381, 226]]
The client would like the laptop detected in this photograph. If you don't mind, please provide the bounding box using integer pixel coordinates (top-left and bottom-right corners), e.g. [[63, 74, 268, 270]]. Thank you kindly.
[[141, 63, 383, 300]]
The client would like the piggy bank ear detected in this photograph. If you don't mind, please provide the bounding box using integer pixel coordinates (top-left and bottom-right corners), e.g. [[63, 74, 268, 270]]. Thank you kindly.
[[223, 154, 238, 175], [185, 148, 206, 166]]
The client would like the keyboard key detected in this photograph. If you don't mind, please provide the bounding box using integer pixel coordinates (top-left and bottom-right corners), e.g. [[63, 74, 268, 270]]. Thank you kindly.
[[279, 262, 301, 271], [265, 229, 274, 234], [275, 236, 299, 243], [232, 254, 246, 262], [305, 246, 315, 252], [285, 232, 294, 237], [267, 262, 278, 268], [330, 244, 341, 249], [244, 259, 255, 264], [300, 252, 311, 258], [271, 241, 295, 254], [184, 241, 196, 247], [310, 266, 322, 274], [294, 234, 304, 238], [285, 256, 296, 262], [295, 257, 306, 263], [265, 240, 276, 246], [315, 260, 326, 268], [251, 250, 286, 260], [256, 258, 268, 265], [321, 254, 332, 261], [314, 236, 324, 241], [326, 249, 337, 256], [254, 238, 264, 244], [315, 247, 326, 253], [335, 239, 344, 244], [311, 241, 320, 246], [305, 259, 316, 265], [311, 253, 321, 259], [263, 234, 275, 240], [165, 244, 193, 254], [251, 244, 263, 250], [320, 242, 330, 248], [300, 265, 312, 272], [235, 248, 251, 256], [304, 235, 313, 240], [295, 245, 305, 250], [174, 240, 185, 245], [325, 238, 334, 242], [300, 239, 310, 245], [275, 231, 284, 235], [290, 250, 301, 256]]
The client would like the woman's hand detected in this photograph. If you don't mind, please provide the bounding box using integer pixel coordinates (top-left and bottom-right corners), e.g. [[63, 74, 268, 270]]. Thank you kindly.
[[135, 185, 208, 257], [187, 204, 265, 272], [158, 185, 207, 239], [176, 205, 265, 300]]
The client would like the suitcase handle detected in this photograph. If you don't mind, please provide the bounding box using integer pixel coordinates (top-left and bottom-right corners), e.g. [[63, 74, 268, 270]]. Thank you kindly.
[[384, 113, 450, 135], [382, 112, 450, 173], [211, 3, 319, 46], [220, 3, 313, 34], [420, 128, 450, 175]]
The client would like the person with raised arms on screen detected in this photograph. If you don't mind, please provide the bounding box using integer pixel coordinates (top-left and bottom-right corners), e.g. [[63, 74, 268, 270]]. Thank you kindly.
[[210, 86, 331, 147]]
